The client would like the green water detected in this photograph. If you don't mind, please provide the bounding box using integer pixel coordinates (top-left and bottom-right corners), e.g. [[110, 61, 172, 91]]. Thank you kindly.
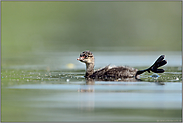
[[1, 52, 182, 122]]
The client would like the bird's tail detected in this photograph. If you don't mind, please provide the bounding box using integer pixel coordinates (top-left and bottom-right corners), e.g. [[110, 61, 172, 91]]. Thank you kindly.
[[135, 55, 167, 79]]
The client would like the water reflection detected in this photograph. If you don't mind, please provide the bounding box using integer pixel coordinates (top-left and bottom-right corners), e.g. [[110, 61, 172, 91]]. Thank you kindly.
[[2, 76, 182, 122], [78, 79, 95, 92], [79, 77, 166, 94], [78, 78, 95, 110], [77, 77, 169, 111]]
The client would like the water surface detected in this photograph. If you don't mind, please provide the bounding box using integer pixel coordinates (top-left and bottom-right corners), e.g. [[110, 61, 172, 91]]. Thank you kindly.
[[1, 51, 182, 122]]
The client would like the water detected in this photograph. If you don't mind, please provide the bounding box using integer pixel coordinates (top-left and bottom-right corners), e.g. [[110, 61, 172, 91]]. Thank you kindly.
[[1, 51, 182, 122]]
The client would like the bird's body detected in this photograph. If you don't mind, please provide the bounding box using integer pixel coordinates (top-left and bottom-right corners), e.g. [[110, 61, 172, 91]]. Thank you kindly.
[[89, 65, 138, 81], [77, 51, 167, 81]]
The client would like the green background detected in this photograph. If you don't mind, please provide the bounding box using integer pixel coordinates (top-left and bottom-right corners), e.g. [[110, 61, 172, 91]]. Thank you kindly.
[[2, 1, 181, 57]]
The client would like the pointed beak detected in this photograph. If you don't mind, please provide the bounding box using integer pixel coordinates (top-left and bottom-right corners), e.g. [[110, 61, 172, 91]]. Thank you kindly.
[[77, 57, 84, 61]]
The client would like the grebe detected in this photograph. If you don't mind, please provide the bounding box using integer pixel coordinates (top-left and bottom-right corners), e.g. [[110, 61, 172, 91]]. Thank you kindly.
[[77, 51, 167, 81]]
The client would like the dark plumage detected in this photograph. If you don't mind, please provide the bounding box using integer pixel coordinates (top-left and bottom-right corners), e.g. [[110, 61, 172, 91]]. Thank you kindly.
[[77, 51, 167, 81]]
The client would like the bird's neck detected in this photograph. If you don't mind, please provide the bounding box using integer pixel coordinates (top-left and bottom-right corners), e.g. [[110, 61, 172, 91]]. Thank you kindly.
[[85, 63, 94, 77]]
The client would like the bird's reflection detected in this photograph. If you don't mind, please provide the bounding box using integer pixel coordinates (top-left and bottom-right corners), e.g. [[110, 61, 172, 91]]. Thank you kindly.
[[78, 78, 95, 92], [78, 76, 165, 93], [77, 77, 165, 111], [77, 78, 95, 111], [78, 77, 145, 93]]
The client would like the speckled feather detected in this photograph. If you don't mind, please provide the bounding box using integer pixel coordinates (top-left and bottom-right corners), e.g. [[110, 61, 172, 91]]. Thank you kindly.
[[91, 66, 138, 79]]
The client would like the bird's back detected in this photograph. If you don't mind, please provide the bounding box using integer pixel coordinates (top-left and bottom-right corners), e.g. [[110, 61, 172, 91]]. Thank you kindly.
[[90, 66, 138, 81]]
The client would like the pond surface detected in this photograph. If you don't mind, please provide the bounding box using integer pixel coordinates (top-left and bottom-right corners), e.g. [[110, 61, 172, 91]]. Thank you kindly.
[[1, 51, 182, 122]]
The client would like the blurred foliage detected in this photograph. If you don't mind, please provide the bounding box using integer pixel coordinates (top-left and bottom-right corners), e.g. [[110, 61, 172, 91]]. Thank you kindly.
[[2, 1, 182, 58]]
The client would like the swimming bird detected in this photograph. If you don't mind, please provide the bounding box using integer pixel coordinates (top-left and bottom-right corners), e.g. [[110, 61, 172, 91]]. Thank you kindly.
[[77, 51, 167, 81]]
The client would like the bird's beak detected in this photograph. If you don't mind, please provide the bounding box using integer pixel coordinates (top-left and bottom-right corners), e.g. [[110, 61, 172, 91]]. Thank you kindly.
[[77, 57, 84, 61]]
